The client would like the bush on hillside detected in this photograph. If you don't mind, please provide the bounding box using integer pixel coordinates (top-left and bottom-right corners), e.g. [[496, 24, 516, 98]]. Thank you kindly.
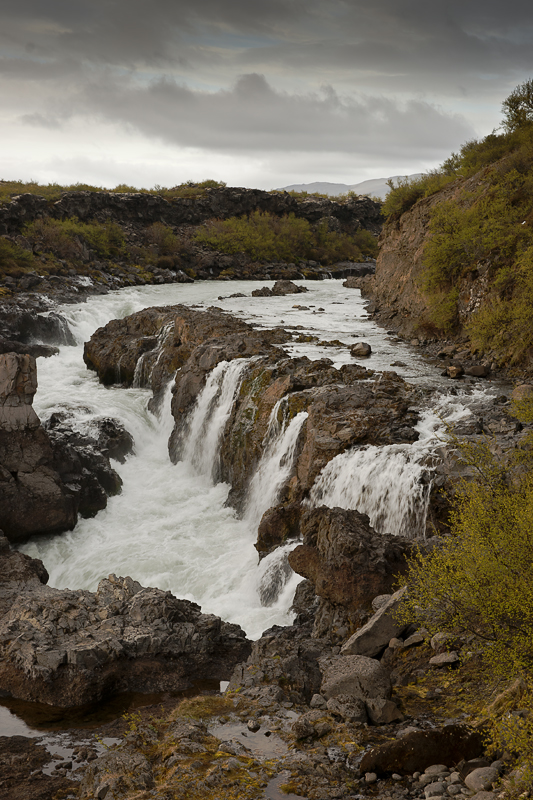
[[0, 237, 35, 277], [194, 210, 377, 264], [24, 217, 126, 261]]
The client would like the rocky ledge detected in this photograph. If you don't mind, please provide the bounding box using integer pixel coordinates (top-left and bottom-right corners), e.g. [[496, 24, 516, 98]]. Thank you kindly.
[[0, 535, 250, 707], [0, 352, 130, 543]]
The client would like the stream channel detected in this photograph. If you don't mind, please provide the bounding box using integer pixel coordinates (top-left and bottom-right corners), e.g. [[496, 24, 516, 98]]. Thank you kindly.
[[2, 278, 502, 739]]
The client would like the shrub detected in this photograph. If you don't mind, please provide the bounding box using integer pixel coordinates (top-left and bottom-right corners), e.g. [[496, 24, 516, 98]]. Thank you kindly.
[[381, 172, 455, 219], [195, 209, 375, 264], [24, 217, 126, 261], [0, 237, 35, 276], [401, 421, 533, 682]]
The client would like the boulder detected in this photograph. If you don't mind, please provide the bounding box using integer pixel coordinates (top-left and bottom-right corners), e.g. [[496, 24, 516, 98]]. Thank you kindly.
[[341, 586, 409, 657], [0, 572, 250, 707], [465, 767, 499, 792], [289, 507, 415, 639], [350, 342, 372, 357], [319, 654, 391, 701], [270, 280, 308, 296], [512, 384, 533, 402], [359, 724, 485, 775]]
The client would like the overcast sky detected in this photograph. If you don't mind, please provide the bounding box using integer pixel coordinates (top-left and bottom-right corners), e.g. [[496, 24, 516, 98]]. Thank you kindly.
[[1, 0, 532, 191]]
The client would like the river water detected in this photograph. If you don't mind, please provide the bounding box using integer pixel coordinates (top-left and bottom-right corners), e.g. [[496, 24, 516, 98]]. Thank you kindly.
[[19, 279, 492, 640]]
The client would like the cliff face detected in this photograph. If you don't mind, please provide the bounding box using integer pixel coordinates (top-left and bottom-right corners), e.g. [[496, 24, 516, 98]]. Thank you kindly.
[[368, 171, 490, 339]]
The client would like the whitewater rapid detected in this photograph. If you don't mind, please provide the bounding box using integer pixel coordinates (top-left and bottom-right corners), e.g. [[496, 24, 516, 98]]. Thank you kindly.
[[19, 279, 492, 639]]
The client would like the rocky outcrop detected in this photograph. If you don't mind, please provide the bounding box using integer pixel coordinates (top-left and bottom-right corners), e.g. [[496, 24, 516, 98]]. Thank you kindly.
[[251, 279, 309, 297], [0, 188, 382, 237], [0, 352, 124, 543], [288, 508, 415, 640], [359, 724, 484, 775], [0, 559, 250, 707], [365, 171, 491, 339]]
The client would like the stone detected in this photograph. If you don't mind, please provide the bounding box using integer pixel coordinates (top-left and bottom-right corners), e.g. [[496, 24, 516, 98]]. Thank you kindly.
[[425, 765, 450, 776], [425, 781, 447, 797], [512, 384, 533, 402], [270, 280, 308, 296], [320, 654, 391, 701], [0, 573, 250, 707], [359, 724, 485, 776], [326, 695, 367, 723], [310, 693, 327, 709], [341, 586, 409, 657], [464, 767, 498, 792], [350, 341, 372, 357], [289, 509, 415, 639], [404, 632, 425, 648], [464, 365, 490, 378], [372, 594, 392, 610], [429, 652, 460, 667], [447, 365, 464, 379], [365, 772, 378, 784], [366, 698, 404, 725]]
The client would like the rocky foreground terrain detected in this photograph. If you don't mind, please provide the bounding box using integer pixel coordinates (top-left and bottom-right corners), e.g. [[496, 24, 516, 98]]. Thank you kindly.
[[2, 275, 533, 799]]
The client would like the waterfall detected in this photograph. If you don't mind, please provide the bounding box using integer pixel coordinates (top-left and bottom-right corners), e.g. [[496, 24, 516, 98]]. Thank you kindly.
[[245, 404, 308, 529], [308, 443, 433, 538], [132, 322, 174, 389], [308, 392, 478, 538], [182, 358, 251, 481]]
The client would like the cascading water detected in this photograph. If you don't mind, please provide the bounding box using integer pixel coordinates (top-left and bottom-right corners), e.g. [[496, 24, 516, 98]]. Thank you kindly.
[[307, 393, 478, 537], [245, 401, 308, 529], [132, 322, 174, 389], [182, 358, 251, 481], [18, 278, 496, 639]]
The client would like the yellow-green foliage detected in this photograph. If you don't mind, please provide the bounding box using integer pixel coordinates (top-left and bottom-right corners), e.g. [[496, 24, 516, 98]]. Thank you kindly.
[[402, 422, 533, 682], [24, 217, 126, 261], [381, 172, 456, 219], [0, 237, 35, 276], [417, 127, 533, 335], [194, 210, 376, 264], [0, 178, 227, 205]]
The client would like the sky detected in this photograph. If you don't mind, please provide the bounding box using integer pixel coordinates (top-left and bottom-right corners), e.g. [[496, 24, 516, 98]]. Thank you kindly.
[[1, 0, 533, 191]]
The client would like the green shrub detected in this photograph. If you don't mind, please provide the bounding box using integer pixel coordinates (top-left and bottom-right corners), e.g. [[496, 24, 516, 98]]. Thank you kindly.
[[381, 172, 456, 219], [0, 237, 35, 276], [194, 210, 376, 264], [24, 217, 126, 261]]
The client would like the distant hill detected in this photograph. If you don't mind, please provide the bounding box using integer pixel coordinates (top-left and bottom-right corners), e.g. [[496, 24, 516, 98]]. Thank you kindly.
[[279, 174, 424, 201]]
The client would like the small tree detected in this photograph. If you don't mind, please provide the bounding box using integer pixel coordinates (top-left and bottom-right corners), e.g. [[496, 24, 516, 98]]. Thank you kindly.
[[502, 79, 533, 131]]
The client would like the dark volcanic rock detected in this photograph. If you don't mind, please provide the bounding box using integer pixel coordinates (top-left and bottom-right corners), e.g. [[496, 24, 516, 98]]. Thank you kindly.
[[288, 507, 416, 640], [0, 735, 76, 800], [359, 724, 485, 775], [0, 352, 124, 543], [0, 571, 250, 707]]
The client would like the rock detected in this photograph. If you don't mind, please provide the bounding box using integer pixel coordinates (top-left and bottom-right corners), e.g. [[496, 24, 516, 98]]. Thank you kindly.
[[0, 573, 250, 707], [320, 654, 391, 701], [350, 342, 372, 357], [228, 623, 331, 702], [326, 694, 367, 723], [429, 652, 460, 667], [366, 698, 404, 725], [271, 279, 308, 295], [512, 384, 533, 402], [359, 724, 484, 776], [447, 365, 464, 379], [464, 365, 490, 378], [464, 767, 499, 792], [341, 586, 409, 657], [289, 508, 415, 640], [0, 354, 125, 542], [251, 286, 273, 297], [256, 502, 301, 557]]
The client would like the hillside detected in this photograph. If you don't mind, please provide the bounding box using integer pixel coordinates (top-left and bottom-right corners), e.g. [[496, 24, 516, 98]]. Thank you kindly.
[[365, 104, 533, 373], [0, 183, 381, 303]]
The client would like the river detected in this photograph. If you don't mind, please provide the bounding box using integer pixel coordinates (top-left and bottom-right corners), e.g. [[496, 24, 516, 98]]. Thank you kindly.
[[19, 279, 492, 640]]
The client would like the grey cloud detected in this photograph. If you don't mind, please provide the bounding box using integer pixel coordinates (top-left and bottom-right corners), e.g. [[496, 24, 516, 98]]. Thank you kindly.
[[63, 72, 474, 159]]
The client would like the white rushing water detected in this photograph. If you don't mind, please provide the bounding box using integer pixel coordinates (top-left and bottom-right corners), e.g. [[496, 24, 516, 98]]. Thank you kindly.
[[308, 392, 485, 537], [20, 279, 496, 638]]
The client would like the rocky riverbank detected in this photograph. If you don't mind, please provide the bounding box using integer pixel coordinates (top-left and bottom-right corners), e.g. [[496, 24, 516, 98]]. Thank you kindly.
[[2, 275, 533, 799]]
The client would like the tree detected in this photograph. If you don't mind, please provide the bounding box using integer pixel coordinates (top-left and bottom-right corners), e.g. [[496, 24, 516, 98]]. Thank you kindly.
[[502, 79, 533, 131]]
